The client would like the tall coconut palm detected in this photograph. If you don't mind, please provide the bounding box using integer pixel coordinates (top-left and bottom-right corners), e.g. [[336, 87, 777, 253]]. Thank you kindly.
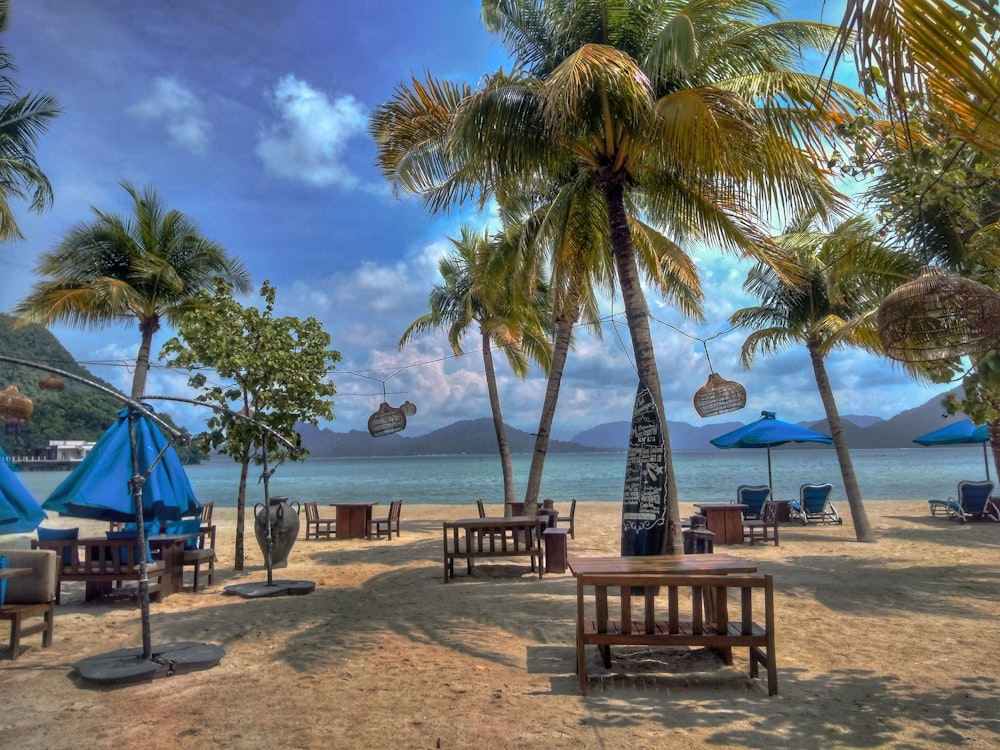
[[834, 0, 1000, 156], [14, 181, 251, 398], [374, 0, 868, 552], [730, 212, 919, 543], [399, 226, 552, 505], [0, 0, 60, 241]]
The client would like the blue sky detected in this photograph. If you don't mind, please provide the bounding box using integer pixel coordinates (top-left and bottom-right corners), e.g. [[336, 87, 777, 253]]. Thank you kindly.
[[0, 1, 949, 440]]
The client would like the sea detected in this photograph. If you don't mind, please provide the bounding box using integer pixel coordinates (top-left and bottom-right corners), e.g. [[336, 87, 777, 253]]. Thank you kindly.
[[14, 446, 991, 508]]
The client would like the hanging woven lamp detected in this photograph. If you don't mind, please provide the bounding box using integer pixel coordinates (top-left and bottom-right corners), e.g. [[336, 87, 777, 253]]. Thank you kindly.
[[367, 402, 406, 437], [693, 372, 747, 417], [877, 265, 1000, 363], [0, 385, 33, 423], [38, 373, 66, 392], [400, 400, 417, 416]]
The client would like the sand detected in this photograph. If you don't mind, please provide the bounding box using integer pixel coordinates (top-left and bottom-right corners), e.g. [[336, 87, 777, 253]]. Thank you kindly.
[[2, 500, 999, 749]]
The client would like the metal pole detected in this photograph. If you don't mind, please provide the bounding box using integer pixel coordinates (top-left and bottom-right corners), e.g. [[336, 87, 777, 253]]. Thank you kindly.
[[128, 409, 153, 660]]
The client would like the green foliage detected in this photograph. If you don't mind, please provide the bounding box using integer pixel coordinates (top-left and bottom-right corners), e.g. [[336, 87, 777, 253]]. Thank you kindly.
[[160, 281, 340, 465]]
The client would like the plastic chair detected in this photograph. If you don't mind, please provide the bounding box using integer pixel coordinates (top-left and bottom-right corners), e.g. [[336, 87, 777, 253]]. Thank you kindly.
[[735, 485, 771, 520], [790, 483, 841, 525], [947, 480, 998, 523]]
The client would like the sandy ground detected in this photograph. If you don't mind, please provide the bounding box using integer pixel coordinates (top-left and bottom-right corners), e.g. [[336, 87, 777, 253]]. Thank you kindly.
[[2, 499, 999, 750]]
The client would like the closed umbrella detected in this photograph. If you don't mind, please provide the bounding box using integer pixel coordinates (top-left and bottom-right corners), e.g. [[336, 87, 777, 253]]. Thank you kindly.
[[44, 408, 200, 522], [913, 418, 991, 480], [710, 411, 833, 490], [0, 456, 45, 534]]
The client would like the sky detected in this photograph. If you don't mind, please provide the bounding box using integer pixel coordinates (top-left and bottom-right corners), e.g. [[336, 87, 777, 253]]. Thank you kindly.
[[0, 1, 950, 441]]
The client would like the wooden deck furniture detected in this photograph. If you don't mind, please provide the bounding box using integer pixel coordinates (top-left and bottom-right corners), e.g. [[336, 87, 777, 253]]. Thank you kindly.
[[0, 549, 57, 660], [329, 501, 378, 539], [693, 503, 748, 545], [31, 537, 164, 603], [371, 500, 402, 540], [442, 517, 544, 582], [743, 501, 780, 546], [571, 557, 776, 695], [304, 502, 336, 540], [557, 499, 577, 539], [199, 501, 215, 529], [182, 525, 217, 591]]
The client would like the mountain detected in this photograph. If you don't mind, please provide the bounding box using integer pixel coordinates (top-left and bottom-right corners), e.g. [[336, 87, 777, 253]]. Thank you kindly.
[[570, 389, 966, 451], [298, 418, 601, 457]]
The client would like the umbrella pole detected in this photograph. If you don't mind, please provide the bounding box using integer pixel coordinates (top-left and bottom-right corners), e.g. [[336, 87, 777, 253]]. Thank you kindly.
[[984, 442, 991, 481], [767, 447, 773, 492], [260, 430, 274, 586], [128, 409, 153, 661]]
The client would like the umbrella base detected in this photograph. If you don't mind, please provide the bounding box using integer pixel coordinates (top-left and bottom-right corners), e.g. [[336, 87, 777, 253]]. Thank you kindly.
[[223, 579, 315, 598], [74, 641, 225, 685]]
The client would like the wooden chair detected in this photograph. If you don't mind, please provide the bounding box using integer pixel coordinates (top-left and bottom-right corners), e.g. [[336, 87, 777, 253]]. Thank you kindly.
[[557, 499, 577, 539], [744, 500, 780, 546], [304, 501, 336, 540], [0, 548, 58, 660], [199, 501, 215, 530], [476, 499, 487, 518], [371, 500, 403, 540], [183, 524, 217, 591]]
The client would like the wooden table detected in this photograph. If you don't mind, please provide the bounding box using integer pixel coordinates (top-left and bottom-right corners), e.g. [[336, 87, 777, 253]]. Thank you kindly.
[[442, 516, 544, 581], [693, 503, 748, 545], [569, 552, 758, 577], [330, 502, 378, 539], [148, 533, 198, 596]]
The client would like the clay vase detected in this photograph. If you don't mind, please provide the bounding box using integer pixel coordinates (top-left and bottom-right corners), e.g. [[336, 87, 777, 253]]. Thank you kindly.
[[254, 496, 301, 568]]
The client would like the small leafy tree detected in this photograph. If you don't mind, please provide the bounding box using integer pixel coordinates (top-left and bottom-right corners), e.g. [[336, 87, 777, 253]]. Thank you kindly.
[[161, 281, 339, 569]]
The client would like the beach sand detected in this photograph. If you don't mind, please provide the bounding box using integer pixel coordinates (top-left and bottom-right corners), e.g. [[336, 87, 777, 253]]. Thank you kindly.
[[2, 500, 998, 749]]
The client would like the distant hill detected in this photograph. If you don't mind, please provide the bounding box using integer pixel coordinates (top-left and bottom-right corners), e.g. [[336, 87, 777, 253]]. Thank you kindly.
[[570, 390, 965, 451], [298, 418, 601, 457]]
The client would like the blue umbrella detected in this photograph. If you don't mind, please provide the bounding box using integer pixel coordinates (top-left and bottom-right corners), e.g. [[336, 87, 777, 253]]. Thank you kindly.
[[0, 456, 46, 534], [43, 408, 200, 522], [913, 418, 991, 480], [710, 411, 833, 490]]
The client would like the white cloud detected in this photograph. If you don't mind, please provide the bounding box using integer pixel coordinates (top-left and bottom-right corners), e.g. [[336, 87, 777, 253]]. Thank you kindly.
[[130, 77, 211, 153], [256, 74, 368, 188]]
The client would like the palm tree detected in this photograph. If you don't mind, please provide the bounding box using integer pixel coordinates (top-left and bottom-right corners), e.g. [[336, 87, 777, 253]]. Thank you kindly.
[[0, 0, 60, 241], [374, 0, 868, 552], [399, 226, 552, 505], [730, 212, 918, 543], [834, 0, 1000, 156], [14, 181, 251, 398]]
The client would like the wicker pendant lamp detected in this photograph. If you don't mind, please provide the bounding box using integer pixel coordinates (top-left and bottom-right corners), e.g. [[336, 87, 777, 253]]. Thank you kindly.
[[877, 265, 1000, 363], [367, 402, 406, 437], [0, 384, 33, 423], [692, 342, 746, 418], [38, 373, 66, 392]]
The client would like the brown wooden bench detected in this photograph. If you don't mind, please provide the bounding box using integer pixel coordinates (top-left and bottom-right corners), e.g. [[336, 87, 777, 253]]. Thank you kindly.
[[442, 517, 544, 582], [31, 537, 164, 603], [575, 572, 777, 695]]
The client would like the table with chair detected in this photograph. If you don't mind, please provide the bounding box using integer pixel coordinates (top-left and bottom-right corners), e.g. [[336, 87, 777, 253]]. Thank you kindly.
[[693, 502, 747, 545]]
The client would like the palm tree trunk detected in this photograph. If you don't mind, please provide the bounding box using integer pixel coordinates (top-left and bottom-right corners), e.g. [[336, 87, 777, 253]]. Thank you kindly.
[[130, 316, 159, 399], [604, 182, 682, 555], [482, 330, 517, 507], [808, 344, 877, 542], [523, 310, 576, 515]]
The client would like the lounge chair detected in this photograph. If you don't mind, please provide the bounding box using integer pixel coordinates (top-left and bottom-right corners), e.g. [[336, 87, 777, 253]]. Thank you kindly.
[[735, 485, 771, 520], [938, 480, 998, 523], [789, 483, 842, 525]]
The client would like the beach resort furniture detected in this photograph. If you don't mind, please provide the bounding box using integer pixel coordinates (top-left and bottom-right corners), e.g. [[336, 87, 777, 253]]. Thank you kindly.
[[199, 501, 215, 529], [735, 485, 771, 520], [329, 501, 378, 539], [789, 484, 841, 525], [476, 499, 487, 518], [442, 516, 544, 582], [181, 523, 217, 591], [371, 499, 403, 540], [557, 499, 577, 538], [743, 501, 780, 546], [0, 549, 57, 660], [692, 502, 748, 545], [304, 502, 336, 540], [569, 553, 776, 695], [32, 536, 165, 603], [148, 528, 202, 597], [934, 480, 999, 523]]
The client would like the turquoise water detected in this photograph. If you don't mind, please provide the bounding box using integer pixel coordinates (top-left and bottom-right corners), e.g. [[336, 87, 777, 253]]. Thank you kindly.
[[15, 446, 992, 507]]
